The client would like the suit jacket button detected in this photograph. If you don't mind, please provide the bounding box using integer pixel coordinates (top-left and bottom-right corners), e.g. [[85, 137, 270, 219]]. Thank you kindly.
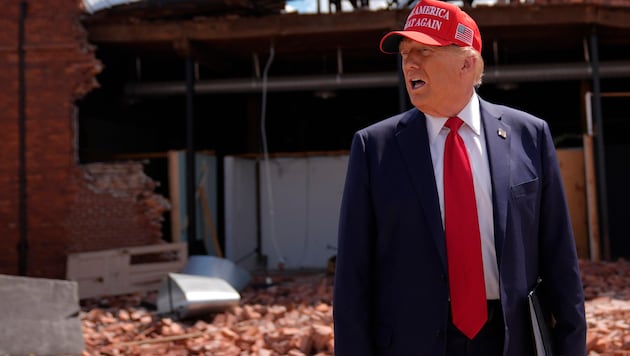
[[436, 330, 444, 338]]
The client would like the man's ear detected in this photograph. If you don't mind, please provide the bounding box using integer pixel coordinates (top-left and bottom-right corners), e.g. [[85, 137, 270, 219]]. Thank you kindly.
[[462, 55, 476, 73]]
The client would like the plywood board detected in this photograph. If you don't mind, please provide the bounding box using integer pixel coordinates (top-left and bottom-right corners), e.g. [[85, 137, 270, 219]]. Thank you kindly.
[[557, 148, 589, 259], [168, 150, 219, 255]]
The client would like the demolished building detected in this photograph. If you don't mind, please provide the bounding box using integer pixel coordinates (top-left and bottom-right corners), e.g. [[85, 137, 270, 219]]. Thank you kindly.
[[1, 0, 630, 280]]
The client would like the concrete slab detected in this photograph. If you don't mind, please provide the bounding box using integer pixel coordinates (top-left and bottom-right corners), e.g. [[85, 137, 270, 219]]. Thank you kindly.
[[0, 274, 85, 355]]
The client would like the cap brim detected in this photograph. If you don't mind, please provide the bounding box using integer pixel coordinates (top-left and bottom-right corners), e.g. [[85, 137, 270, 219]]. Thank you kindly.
[[379, 31, 453, 54]]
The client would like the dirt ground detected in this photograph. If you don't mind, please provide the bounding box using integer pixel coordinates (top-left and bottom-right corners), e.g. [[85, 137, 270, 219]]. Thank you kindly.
[[80, 259, 630, 355]]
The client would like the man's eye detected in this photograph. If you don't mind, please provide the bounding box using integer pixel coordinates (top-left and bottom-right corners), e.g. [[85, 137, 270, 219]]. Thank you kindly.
[[400, 48, 432, 57]]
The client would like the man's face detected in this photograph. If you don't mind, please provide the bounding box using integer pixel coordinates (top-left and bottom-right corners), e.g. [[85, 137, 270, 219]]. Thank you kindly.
[[399, 39, 468, 117]]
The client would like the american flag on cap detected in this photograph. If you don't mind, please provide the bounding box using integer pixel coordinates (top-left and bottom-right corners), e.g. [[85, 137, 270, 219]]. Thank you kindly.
[[454, 23, 474, 47]]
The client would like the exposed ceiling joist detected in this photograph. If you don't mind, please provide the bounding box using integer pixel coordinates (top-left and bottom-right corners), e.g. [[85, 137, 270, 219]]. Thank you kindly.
[[85, 4, 630, 45]]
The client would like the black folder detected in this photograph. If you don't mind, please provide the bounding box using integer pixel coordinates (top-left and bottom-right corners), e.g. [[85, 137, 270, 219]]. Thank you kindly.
[[528, 278, 555, 356]]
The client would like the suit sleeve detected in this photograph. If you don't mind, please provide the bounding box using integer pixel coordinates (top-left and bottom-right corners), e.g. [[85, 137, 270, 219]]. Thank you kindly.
[[333, 131, 376, 356], [538, 121, 587, 356]]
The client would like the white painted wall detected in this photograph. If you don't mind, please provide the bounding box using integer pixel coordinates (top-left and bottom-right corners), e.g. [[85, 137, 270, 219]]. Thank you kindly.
[[223, 157, 259, 271], [224, 154, 348, 271]]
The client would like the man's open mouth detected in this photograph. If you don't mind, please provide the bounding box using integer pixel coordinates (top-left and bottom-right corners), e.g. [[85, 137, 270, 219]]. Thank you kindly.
[[410, 79, 425, 90]]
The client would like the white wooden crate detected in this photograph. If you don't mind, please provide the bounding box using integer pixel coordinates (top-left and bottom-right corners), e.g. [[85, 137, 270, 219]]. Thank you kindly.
[[66, 243, 187, 299]]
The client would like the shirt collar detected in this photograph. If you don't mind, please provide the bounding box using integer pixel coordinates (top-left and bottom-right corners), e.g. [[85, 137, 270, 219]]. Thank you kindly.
[[425, 92, 481, 143]]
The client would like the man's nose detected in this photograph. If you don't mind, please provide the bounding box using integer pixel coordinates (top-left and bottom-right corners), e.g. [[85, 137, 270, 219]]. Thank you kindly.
[[404, 55, 422, 69]]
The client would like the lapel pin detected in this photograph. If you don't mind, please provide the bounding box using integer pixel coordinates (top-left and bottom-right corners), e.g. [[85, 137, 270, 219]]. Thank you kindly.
[[498, 128, 507, 139]]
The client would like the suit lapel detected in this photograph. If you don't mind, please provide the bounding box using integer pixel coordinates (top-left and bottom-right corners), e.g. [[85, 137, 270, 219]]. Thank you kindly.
[[395, 110, 447, 271], [480, 99, 510, 266]]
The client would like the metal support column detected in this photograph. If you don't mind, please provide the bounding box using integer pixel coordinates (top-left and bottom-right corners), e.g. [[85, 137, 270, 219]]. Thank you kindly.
[[185, 57, 200, 256], [589, 29, 611, 260]]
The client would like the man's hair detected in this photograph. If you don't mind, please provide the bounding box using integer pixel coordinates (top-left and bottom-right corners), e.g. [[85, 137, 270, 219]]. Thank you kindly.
[[465, 47, 485, 87], [451, 45, 484, 87]]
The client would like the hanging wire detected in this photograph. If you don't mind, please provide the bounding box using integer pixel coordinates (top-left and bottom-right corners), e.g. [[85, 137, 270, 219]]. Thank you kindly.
[[260, 44, 286, 268], [300, 158, 311, 265]]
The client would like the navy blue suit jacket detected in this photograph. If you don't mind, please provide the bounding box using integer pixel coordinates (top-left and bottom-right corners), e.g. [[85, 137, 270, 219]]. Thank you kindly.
[[333, 98, 586, 356]]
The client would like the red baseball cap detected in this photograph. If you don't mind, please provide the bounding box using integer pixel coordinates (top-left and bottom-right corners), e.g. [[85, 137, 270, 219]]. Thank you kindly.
[[380, 0, 482, 54]]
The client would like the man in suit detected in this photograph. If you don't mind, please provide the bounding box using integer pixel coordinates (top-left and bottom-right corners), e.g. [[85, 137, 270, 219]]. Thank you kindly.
[[332, 0, 587, 355]]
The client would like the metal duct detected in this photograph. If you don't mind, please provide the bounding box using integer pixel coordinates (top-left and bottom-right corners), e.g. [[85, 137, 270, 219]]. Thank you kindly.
[[82, 0, 143, 13], [157, 273, 241, 319], [126, 72, 397, 96], [485, 61, 630, 83], [125, 61, 630, 96]]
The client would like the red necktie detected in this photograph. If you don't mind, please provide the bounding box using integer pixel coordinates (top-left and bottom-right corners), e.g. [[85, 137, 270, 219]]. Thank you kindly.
[[444, 117, 487, 339]]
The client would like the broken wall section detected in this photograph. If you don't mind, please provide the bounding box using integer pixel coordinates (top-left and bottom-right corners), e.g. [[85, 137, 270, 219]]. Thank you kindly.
[[67, 162, 171, 254]]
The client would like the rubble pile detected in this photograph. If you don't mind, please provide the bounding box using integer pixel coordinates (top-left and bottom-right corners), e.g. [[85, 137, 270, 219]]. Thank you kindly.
[[580, 259, 630, 355], [81, 274, 334, 356], [80, 260, 630, 355]]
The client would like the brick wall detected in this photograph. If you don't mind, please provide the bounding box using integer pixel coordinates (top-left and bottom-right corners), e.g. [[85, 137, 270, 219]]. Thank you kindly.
[[0, 1, 168, 279], [0, 1, 21, 276], [66, 162, 171, 253]]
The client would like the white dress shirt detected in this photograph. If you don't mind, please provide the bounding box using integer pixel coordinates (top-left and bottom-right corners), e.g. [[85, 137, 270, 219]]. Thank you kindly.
[[425, 92, 500, 300]]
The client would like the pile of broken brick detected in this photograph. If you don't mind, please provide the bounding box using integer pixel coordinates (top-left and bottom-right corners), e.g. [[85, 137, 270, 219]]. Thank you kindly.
[[81, 273, 334, 355], [581, 259, 630, 354], [80, 259, 630, 355]]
